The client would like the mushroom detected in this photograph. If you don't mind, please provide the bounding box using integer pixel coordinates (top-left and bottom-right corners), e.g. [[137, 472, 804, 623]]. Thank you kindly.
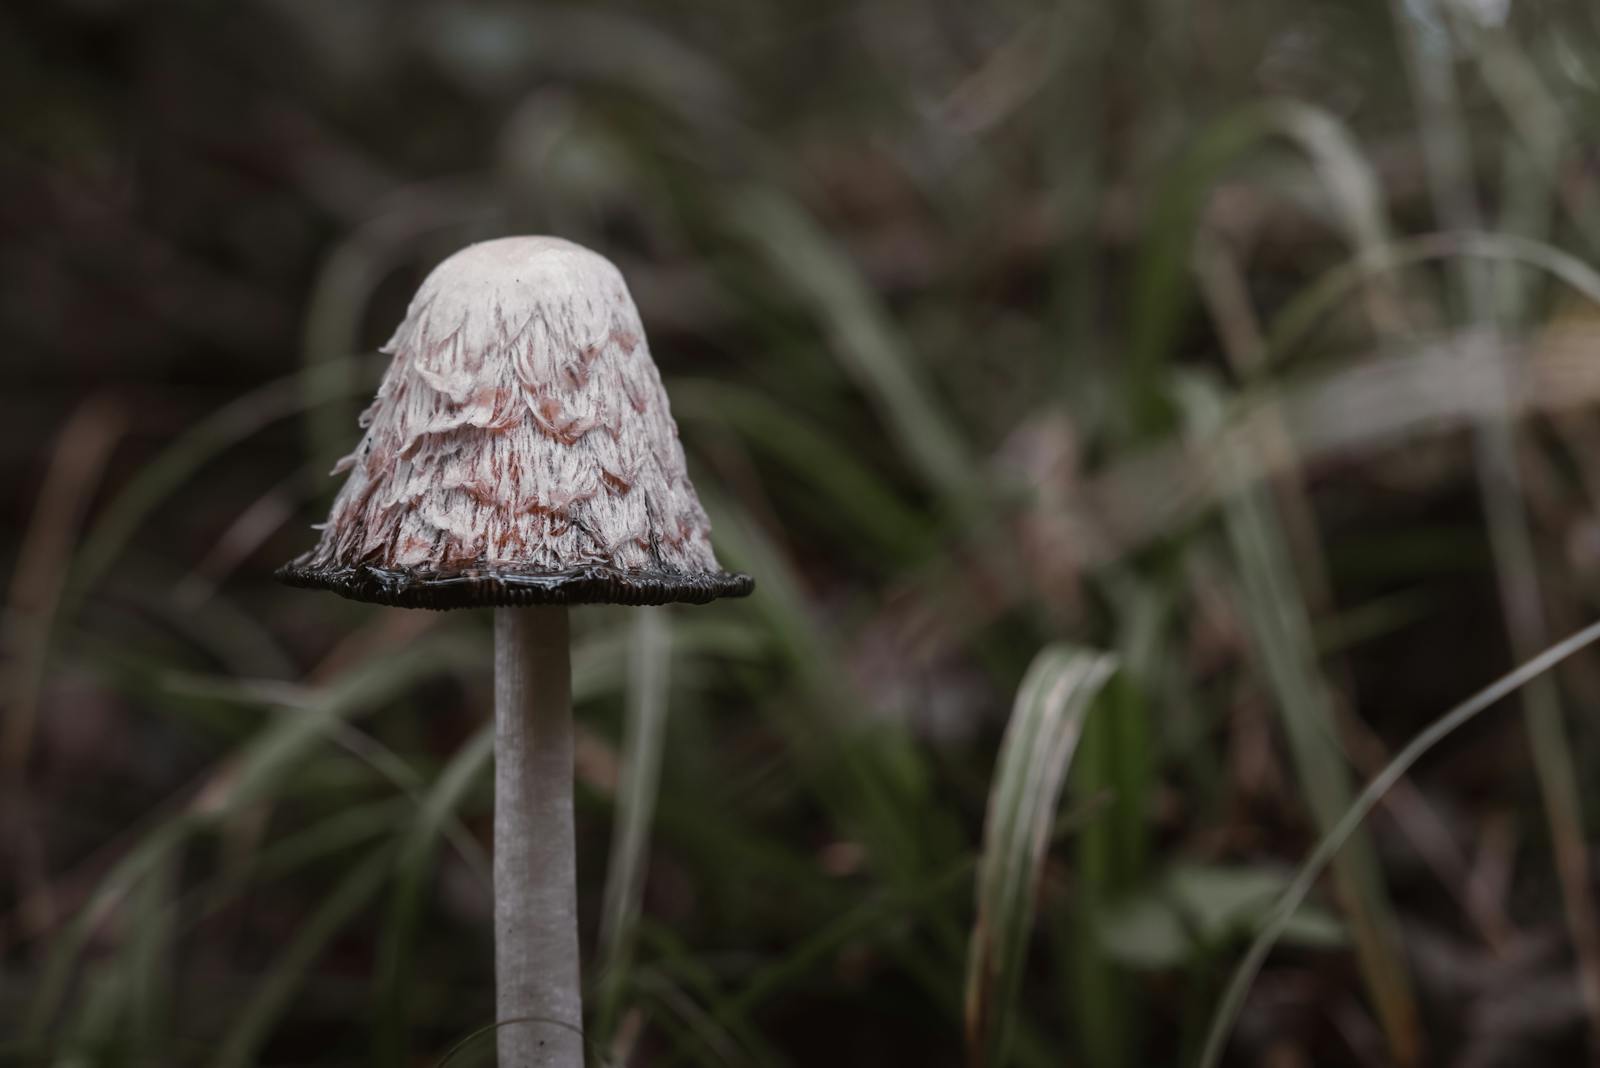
[[277, 236, 753, 1067]]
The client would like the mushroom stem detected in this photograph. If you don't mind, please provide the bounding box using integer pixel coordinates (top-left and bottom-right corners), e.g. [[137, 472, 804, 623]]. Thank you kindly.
[[494, 606, 584, 1068]]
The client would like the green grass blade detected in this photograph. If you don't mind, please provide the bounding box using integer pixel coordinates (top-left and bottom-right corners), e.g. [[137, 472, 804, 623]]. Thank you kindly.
[[23, 819, 194, 1042], [1127, 95, 1400, 424], [595, 607, 673, 1046], [725, 188, 977, 507], [199, 636, 481, 820], [23, 635, 476, 1037], [964, 644, 1117, 1068], [1180, 374, 1420, 1062], [1125, 105, 1281, 429], [124, 847, 177, 1058], [1394, 1, 1600, 1043], [668, 378, 930, 558], [1067, 667, 1151, 1068], [214, 845, 395, 1068], [1198, 616, 1600, 1068], [697, 487, 940, 889], [65, 355, 370, 616], [371, 722, 494, 1065], [1264, 230, 1600, 364]]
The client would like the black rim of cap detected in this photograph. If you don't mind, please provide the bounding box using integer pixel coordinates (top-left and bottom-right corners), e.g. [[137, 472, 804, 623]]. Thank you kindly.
[[276, 558, 755, 610]]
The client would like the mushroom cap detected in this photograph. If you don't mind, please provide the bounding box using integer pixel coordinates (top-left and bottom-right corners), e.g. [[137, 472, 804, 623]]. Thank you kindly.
[[276, 236, 753, 609]]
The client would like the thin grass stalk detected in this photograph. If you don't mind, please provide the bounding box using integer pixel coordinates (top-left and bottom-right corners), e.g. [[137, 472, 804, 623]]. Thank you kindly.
[[22, 635, 475, 1039], [1198, 616, 1600, 1068], [2, 397, 126, 946], [373, 723, 495, 1064], [1051, 591, 1164, 1068], [215, 847, 394, 1068], [1391, 2, 1600, 1048], [596, 607, 673, 1050], [1181, 377, 1420, 1065]]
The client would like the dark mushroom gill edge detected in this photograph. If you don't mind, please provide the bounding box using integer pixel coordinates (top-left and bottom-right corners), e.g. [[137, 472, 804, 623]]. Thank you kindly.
[[276, 559, 755, 609]]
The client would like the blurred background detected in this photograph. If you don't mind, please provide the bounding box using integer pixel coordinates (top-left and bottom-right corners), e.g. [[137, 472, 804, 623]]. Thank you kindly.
[[7, 1, 1600, 1065]]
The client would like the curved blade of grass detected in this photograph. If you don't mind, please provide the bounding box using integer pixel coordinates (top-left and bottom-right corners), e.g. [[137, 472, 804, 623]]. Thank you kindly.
[[697, 490, 988, 1032], [725, 188, 977, 508], [669, 378, 930, 557], [1198, 614, 1600, 1068], [634, 974, 747, 1068], [158, 672, 490, 890], [22, 818, 193, 1042], [964, 644, 1117, 1068], [1180, 375, 1419, 1063], [1394, 2, 1600, 1044], [371, 721, 494, 1064], [215, 845, 394, 1068], [637, 924, 776, 1068], [1126, 102, 1289, 428], [124, 846, 176, 1057], [49, 961, 126, 1068], [595, 607, 673, 1045], [1264, 99, 1407, 339], [719, 854, 972, 1024], [1265, 231, 1600, 364], [198, 797, 406, 917], [64, 354, 373, 617], [3, 396, 125, 783], [23, 634, 476, 1036], [1468, 19, 1600, 253], [197, 636, 480, 819], [369, 624, 621, 1061], [698, 487, 938, 890], [1128, 96, 1400, 424]]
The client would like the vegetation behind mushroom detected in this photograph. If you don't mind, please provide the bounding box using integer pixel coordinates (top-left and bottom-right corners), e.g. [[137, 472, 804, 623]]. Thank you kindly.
[[8, 3, 1600, 1067]]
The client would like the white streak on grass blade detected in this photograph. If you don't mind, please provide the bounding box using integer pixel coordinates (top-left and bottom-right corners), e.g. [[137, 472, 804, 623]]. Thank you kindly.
[[965, 645, 1117, 1068], [1197, 615, 1600, 1068]]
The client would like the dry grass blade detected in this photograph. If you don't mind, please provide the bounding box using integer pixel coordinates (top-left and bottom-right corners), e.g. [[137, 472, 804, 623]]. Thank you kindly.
[[2, 397, 126, 777], [2, 397, 126, 941], [964, 645, 1117, 1068], [1080, 324, 1600, 568]]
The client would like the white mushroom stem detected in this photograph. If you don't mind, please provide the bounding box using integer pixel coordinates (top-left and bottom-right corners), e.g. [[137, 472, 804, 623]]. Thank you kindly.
[[494, 606, 584, 1068]]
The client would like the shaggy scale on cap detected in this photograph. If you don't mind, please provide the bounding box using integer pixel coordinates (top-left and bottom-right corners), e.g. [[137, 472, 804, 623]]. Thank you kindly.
[[277, 236, 753, 609]]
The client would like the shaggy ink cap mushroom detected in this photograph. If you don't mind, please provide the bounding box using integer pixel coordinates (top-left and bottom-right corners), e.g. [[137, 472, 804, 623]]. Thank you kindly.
[[277, 236, 754, 609]]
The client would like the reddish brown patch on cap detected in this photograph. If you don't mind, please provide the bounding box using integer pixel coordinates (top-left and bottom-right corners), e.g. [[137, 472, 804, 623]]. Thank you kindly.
[[458, 480, 500, 507], [278, 235, 749, 605]]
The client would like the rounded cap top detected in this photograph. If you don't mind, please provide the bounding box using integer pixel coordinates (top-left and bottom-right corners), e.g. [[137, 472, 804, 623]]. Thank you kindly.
[[276, 236, 752, 609]]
